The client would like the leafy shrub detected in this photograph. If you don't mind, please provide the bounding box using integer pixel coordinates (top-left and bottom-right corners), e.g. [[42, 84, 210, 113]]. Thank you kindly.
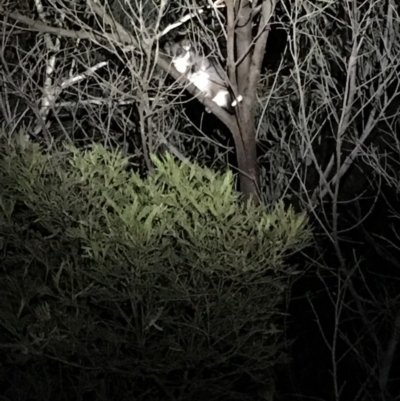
[[0, 133, 310, 401]]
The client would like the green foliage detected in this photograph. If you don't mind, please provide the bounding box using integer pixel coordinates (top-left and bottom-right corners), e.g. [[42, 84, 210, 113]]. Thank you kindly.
[[0, 132, 310, 401]]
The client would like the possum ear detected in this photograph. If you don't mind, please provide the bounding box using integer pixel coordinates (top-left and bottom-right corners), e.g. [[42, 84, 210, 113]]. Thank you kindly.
[[164, 41, 173, 55]]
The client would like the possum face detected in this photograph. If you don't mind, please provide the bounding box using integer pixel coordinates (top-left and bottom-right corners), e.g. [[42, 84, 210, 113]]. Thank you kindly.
[[164, 40, 192, 74]]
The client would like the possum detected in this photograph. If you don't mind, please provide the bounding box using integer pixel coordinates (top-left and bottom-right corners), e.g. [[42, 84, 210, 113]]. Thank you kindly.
[[164, 39, 241, 112]]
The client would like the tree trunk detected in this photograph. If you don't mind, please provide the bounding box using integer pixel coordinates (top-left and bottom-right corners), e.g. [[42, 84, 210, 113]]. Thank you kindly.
[[232, 107, 260, 204]]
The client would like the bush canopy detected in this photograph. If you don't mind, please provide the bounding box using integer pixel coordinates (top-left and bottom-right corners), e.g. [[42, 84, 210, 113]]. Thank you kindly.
[[0, 133, 310, 401]]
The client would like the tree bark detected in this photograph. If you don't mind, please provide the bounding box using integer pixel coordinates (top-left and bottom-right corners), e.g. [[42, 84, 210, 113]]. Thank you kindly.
[[232, 106, 261, 204]]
